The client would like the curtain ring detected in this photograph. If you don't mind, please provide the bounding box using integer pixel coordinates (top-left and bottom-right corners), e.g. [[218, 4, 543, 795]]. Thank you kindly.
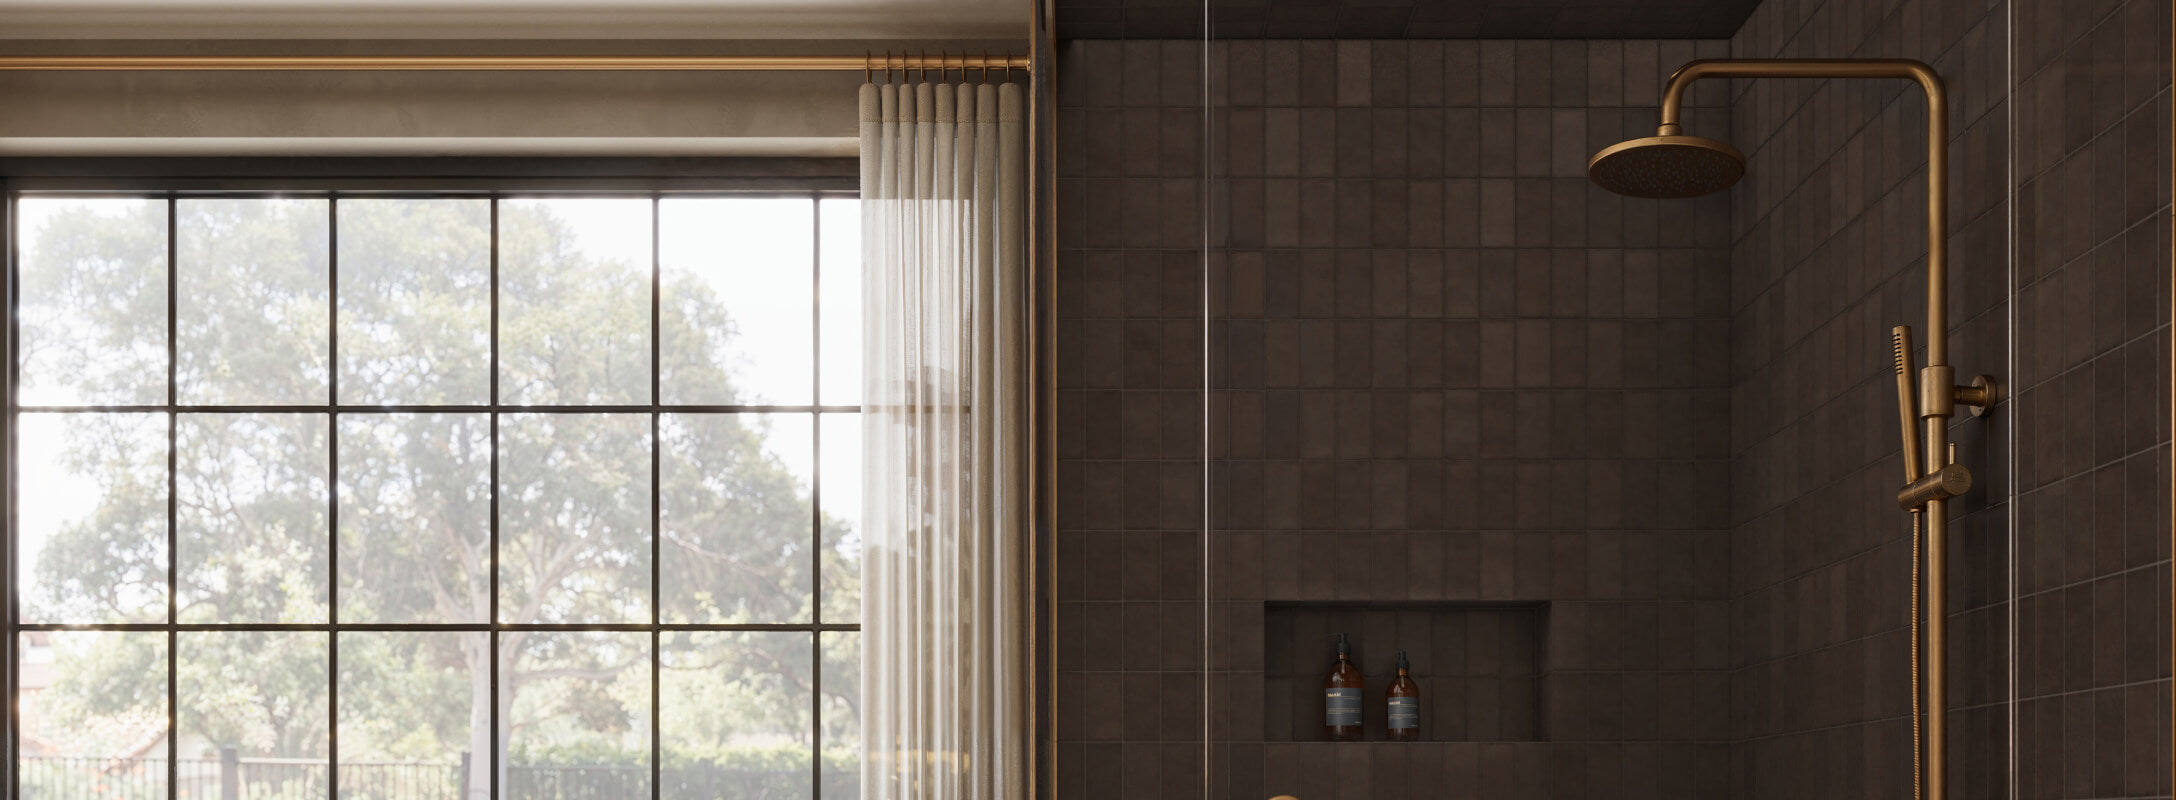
[[920, 49, 929, 83], [864, 51, 872, 83]]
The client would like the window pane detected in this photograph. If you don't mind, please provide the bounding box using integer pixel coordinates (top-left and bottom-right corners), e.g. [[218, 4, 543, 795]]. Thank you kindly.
[[338, 632, 488, 799], [660, 198, 813, 406], [819, 198, 861, 406], [819, 413, 861, 625], [18, 631, 170, 799], [17, 198, 168, 406], [500, 198, 651, 405], [338, 414, 490, 624], [502, 631, 651, 800], [178, 631, 329, 798], [820, 631, 861, 800], [177, 413, 329, 623], [660, 631, 810, 800], [17, 412, 167, 624], [177, 198, 330, 405], [660, 413, 812, 624], [338, 199, 492, 405], [500, 413, 651, 624]]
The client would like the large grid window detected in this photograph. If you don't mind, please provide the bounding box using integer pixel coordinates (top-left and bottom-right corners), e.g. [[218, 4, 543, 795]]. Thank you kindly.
[[9, 191, 864, 800]]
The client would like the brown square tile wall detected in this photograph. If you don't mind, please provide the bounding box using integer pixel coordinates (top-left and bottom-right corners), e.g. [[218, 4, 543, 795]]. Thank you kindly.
[[1730, 0, 2168, 798], [2007, 0, 2174, 798], [1053, 0, 1763, 40], [1056, 3, 2174, 797], [1725, 0, 2014, 796], [1054, 38, 1740, 800], [1053, 39, 1218, 800]]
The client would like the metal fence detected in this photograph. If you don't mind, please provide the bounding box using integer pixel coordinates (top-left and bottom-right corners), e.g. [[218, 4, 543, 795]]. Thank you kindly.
[[337, 760, 467, 800], [20, 755, 818, 800], [20, 752, 462, 800], [17, 755, 208, 800]]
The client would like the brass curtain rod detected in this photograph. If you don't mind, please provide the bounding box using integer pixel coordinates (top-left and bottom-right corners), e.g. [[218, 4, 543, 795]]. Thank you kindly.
[[0, 53, 1031, 72]]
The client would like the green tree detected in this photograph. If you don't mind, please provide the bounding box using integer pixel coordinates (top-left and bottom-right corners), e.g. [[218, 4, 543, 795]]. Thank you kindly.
[[21, 198, 860, 799]]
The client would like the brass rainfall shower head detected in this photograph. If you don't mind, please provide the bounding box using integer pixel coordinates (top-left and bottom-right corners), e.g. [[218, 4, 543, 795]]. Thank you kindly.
[[1586, 133, 1745, 199]]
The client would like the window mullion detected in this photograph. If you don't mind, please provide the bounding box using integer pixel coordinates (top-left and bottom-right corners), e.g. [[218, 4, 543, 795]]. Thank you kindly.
[[487, 194, 502, 800], [809, 193, 825, 800], [164, 193, 179, 800], [648, 193, 662, 800], [326, 195, 342, 800]]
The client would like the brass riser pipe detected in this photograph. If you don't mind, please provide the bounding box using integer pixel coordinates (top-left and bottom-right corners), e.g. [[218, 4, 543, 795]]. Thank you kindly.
[[1659, 59, 1954, 800]]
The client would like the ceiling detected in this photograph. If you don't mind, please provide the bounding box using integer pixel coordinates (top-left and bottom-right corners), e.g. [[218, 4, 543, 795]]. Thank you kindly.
[[1058, 0, 1762, 39], [0, 0, 1033, 40]]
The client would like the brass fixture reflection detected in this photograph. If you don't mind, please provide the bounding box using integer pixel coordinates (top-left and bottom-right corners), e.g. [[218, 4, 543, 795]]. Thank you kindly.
[[1589, 59, 2002, 800]]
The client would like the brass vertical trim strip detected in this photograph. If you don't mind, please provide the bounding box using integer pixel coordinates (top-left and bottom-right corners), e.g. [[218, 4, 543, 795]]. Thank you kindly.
[[0, 54, 1033, 72], [2003, 2, 2020, 796], [1027, 1, 1058, 797], [1201, 21, 1215, 800]]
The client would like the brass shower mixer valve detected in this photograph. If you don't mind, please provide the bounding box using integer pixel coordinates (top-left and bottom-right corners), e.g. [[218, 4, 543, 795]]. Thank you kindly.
[[1890, 325, 2000, 512]]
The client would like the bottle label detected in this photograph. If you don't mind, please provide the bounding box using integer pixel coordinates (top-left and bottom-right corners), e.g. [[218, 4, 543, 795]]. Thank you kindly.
[[1389, 697, 1419, 729], [1325, 688, 1362, 727]]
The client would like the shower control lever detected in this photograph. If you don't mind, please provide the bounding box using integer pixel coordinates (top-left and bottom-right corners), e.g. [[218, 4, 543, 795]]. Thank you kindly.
[[1897, 462, 1973, 511]]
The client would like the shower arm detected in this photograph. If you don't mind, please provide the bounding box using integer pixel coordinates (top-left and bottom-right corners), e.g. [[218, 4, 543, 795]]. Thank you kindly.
[[1656, 59, 1999, 800], [1659, 60, 1953, 411], [1656, 58, 1999, 470]]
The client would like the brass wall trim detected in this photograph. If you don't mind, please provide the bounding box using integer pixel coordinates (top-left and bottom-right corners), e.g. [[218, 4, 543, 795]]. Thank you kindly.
[[0, 53, 1033, 73], [1028, 1, 1058, 797]]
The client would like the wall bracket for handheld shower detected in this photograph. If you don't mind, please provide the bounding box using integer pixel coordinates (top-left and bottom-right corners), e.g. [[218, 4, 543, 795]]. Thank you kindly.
[[1894, 326, 1991, 511], [1918, 365, 2001, 421], [1957, 375, 2001, 418]]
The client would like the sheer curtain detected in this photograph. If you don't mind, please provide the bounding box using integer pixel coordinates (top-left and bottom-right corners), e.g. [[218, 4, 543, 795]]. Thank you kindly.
[[857, 78, 1027, 800]]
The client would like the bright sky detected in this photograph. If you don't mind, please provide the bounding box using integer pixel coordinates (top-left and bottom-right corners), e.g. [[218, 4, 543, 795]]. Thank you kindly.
[[14, 195, 865, 615]]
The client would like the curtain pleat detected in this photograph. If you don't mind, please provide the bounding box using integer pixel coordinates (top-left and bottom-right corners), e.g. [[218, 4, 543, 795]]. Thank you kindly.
[[859, 77, 1028, 800]]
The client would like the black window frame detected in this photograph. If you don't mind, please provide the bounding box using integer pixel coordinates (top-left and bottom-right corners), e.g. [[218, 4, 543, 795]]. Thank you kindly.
[[3, 160, 865, 800]]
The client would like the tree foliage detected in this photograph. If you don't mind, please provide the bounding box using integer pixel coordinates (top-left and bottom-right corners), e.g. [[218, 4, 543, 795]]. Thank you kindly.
[[20, 197, 860, 792]]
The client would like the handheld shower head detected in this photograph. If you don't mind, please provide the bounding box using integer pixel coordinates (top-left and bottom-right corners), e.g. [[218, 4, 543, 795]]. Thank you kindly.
[[1587, 133, 1746, 199]]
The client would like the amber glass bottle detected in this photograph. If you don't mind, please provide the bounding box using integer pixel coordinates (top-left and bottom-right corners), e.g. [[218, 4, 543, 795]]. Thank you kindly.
[[1386, 650, 1420, 741], [1324, 633, 1363, 741]]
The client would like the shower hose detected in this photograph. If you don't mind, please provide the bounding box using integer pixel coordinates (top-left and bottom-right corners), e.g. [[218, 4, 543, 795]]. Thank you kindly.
[[1911, 509, 1924, 800]]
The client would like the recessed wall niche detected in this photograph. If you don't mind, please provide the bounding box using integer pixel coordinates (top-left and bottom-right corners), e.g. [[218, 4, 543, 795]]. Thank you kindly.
[[1262, 602, 1546, 742]]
